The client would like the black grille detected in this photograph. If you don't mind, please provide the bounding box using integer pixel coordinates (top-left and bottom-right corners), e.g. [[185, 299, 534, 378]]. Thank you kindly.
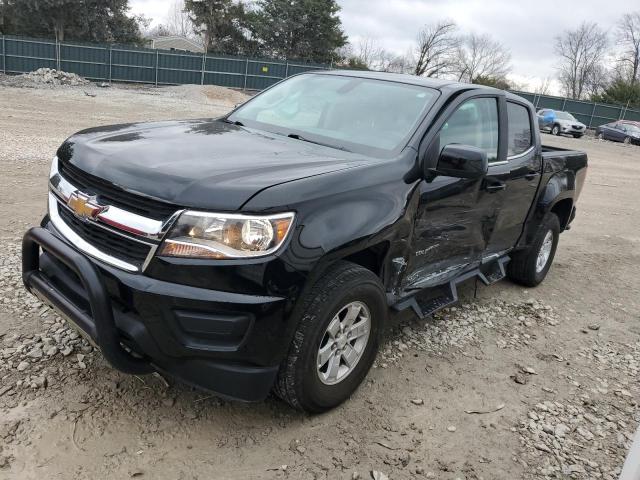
[[58, 159, 179, 221], [58, 205, 152, 266]]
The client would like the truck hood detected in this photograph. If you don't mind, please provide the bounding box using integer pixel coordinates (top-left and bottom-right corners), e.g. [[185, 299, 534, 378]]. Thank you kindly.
[[57, 119, 369, 211]]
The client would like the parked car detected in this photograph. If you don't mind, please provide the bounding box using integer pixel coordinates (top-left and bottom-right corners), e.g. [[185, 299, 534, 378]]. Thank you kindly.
[[595, 121, 640, 145], [22, 71, 588, 412], [537, 109, 587, 138]]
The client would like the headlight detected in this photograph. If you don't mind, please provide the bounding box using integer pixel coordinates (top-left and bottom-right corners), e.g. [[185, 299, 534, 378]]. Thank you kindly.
[[158, 211, 295, 259]]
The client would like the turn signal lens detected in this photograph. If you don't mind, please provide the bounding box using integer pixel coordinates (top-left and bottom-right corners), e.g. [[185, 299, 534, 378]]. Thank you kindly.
[[159, 211, 294, 259]]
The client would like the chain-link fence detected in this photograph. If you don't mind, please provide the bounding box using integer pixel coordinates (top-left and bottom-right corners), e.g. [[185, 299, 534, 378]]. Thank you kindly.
[[2, 34, 639, 128]]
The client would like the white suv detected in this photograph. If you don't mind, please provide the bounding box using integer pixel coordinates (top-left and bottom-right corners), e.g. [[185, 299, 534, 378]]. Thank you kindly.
[[537, 109, 586, 138]]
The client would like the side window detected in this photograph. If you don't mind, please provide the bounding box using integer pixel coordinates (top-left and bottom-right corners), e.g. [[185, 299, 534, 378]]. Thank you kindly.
[[439, 97, 499, 162], [507, 102, 533, 156]]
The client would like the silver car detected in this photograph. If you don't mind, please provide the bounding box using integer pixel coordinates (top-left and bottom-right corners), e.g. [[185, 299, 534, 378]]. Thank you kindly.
[[537, 109, 587, 138]]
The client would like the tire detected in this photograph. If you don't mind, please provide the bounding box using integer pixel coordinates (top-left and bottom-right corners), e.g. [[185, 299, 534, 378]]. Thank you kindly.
[[572, 134, 583, 139], [624, 136, 631, 144], [274, 261, 386, 412], [551, 124, 561, 136], [507, 213, 561, 287], [597, 133, 604, 140]]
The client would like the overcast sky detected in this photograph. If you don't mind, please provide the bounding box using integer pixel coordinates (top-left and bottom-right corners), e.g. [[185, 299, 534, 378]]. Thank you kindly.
[[129, 0, 630, 93]]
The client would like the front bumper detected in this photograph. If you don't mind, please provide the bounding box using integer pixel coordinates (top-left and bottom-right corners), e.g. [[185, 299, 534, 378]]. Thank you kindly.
[[22, 225, 288, 402], [560, 126, 585, 135]]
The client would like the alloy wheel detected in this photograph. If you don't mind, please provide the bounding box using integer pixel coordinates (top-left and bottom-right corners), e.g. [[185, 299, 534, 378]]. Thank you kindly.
[[536, 230, 554, 273], [316, 301, 371, 385]]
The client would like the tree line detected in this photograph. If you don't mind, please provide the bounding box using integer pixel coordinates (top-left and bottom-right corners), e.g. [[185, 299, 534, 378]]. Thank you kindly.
[[0, 0, 347, 63], [0, 1, 638, 108], [555, 14, 640, 108]]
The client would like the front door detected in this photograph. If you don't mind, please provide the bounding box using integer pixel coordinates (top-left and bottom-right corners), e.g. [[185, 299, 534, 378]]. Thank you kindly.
[[405, 95, 503, 289]]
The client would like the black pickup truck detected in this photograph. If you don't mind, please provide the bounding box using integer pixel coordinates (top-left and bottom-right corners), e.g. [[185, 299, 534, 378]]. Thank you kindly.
[[22, 71, 587, 412]]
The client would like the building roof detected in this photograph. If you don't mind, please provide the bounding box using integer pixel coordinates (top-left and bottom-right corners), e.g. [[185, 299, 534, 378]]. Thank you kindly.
[[149, 36, 204, 53]]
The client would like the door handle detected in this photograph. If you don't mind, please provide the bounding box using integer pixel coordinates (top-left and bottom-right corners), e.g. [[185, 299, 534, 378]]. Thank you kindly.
[[484, 180, 506, 193]]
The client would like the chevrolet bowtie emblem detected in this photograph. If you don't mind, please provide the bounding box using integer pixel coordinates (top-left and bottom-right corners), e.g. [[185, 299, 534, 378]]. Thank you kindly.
[[67, 191, 105, 220]]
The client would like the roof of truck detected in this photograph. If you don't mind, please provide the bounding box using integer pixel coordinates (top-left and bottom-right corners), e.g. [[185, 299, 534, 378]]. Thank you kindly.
[[316, 69, 498, 92]]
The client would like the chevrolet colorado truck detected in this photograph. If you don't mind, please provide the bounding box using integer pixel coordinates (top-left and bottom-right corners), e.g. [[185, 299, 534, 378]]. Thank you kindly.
[[22, 71, 588, 412]]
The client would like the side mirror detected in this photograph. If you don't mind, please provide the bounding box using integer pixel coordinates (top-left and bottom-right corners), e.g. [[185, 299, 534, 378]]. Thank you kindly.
[[427, 144, 488, 180]]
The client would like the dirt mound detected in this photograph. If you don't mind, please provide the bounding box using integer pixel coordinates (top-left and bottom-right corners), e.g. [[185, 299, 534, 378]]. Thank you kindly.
[[160, 83, 250, 108], [2, 68, 90, 88]]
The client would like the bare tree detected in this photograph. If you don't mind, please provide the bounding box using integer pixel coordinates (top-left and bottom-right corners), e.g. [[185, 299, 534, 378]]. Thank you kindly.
[[453, 33, 512, 83], [617, 11, 640, 84], [354, 37, 383, 68], [378, 49, 413, 73], [555, 22, 608, 99], [413, 20, 457, 77], [534, 77, 553, 95], [166, 0, 194, 38]]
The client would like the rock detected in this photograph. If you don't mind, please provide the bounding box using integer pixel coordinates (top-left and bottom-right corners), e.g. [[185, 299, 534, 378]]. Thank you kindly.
[[77, 361, 87, 369], [61, 345, 73, 356], [535, 443, 552, 454], [370, 471, 389, 480], [522, 366, 537, 375], [33, 376, 47, 388], [45, 346, 58, 356], [161, 397, 175, 407], [554, 423, 570, 438], [76, 353, 85, 363], [27, 347, 43, 359], [352, 472, 361, 480], [411, 399, 424, 405], [296, 446, 306, 454], [588, 324, 600, 331], [16, 361, 29, 371], [513, 373, 528, 385], [447, 425, 457, 432], [0, 454, 12, 469]]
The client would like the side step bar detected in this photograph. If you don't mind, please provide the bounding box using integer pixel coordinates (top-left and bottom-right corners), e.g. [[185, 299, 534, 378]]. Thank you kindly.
[[392, 256, 510, 320]]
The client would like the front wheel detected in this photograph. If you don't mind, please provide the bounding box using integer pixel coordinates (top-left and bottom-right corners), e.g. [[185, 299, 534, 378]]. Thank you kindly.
[[274, 261, 386, 412], [573, 134, 583, 139], [507, 213, 560, 287], [624, 136, 631, 144], [551, 124, 561, 136]]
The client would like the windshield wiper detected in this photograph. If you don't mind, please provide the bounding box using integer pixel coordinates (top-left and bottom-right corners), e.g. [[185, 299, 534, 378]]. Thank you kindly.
[[287, 133, 349, 152], [223, 118, 244, 126]]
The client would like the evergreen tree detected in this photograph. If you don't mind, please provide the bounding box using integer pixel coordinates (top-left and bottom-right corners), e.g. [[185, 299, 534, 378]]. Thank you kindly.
[[8, 0, 144, 43], [184, 0, 253, 54], [251, 0, 347, 63]]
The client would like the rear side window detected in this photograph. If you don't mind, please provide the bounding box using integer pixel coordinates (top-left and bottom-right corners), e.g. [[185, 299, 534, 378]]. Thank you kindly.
[[439, 97, 499, 162], [507, 102, 532, 156]]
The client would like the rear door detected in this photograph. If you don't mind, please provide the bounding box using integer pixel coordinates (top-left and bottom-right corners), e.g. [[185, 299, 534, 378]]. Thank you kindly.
[[405, 93, 502, 288], [483, 99, 542, 254]]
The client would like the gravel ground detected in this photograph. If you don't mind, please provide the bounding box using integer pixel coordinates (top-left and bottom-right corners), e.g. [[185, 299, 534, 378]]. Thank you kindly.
[[0, 78, 639, 480]]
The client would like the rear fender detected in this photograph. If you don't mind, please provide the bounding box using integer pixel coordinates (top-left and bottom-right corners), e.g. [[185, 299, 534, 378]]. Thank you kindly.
[[518, 171, 575, 248]]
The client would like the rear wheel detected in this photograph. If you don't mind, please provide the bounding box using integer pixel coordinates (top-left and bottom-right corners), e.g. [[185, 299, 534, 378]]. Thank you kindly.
[[551, 124, 561, 136], [274, 261, 386, 413], [507, 213, 560, 287], [597, 132, 604, 140]]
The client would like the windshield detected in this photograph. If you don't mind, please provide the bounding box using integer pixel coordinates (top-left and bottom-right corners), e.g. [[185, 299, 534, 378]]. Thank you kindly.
[[625, 124, 640, 135], [556, 111, 576, 121], [228, 73, 438, 157]]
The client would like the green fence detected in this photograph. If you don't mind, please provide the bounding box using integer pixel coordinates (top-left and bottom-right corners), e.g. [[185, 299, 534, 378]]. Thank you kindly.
[[2, 35, 639, 128], [510, 90, 640, 129], [0, 34, 328, 90]]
